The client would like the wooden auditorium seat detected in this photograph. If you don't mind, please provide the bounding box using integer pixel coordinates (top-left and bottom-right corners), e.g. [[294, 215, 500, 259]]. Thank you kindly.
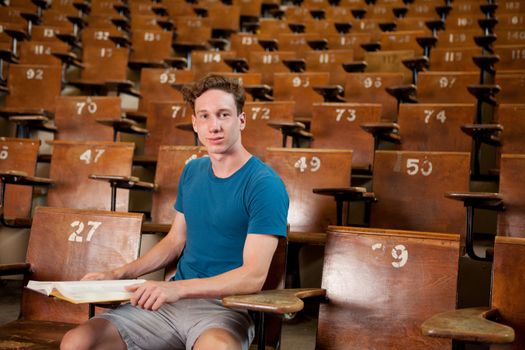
[[422, 235, 524, 349], [224, 226, 460, 350], [0, 206, 143, 348]]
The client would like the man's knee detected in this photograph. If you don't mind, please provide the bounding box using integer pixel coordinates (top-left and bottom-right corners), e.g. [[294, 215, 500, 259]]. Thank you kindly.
[[60, 318, 125, 350], [193, 328, 242, 350]]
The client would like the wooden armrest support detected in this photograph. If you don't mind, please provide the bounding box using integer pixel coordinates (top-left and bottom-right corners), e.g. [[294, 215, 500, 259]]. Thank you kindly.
[[288, 231, 326, 245], [313, 187, 376, 202], [0, 107, 53, 118], [0, 262, 31, 276], [379, 21, 396, 32], [342, 61, 367, 73], [335, 22, 352, 33], [164, 57, 188, 69], [109, 35, 131, 48], [307, 39, 328, 50], [223, 58, 249, 73], [55, 33, 81, 49], [9, 115, 58, 132], [89, 174, 157, 191], [96, 118, 148, 135], [461, 123, 502, 146], [425, 20, 445, 32], [222, 288, 326, 315], [386, 85, 417, 103], [474, 35, 497, 51], [0, 170, 53, 186], [244, 85, 274, 102], [0, 49, 19, 63], [258, 39, 279, 51], [124, 111, 147, 123], [267, 121, 311, 139], [4, 28, 29, 41], [312, 85, 346, 102], [104, 80, 141, 98], [445, 191, 504, 209], [51, 52, 84, 68], [351, 8, 367, 19], [361, 122, 401, 143], [360, 41, 381, 52], [282, 59, 306, 73], [467, 84, 500, 105], [403, 56, 429, 71], [421, 307, 514, 344], [141, 222, 171, 234]]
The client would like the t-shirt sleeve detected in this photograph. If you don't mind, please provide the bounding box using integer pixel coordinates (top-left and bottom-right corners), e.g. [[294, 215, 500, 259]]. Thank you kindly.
[[246, 175, 289, 237], [174, 162, 189, 213]]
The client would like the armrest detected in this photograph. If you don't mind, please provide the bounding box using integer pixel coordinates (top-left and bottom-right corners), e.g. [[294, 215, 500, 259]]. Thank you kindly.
[[4, 28, 29, 42], [104, 80, 141, 98], [312, 85, 346, 102], [393, 7, 408, 18], [386, 84, 417, 103], [342, 61, 367, 73], [474, 35, 497, 53], [402, 56, 429, 72], [0, 262, 31, 276], [360, 122, 401, 144], [0, 48, 19, 63], [109, 35, 131, 48], [52, 51, 84, 68], [460, 123, 502, 146], [445, 191, 504, 210], [307, 39, 328, 50], [282, 59, 306, 73], [351, 8, 367, 19], [288, 23, 305, 34], [467, 84, 500, 106], [379, 21, 396, 32], [123, 110, 148, 123], [88, 174, 157, 191], [244, 85, 274, 102], [258, 39, 279, 52], [472, 54, 499, 75], [9, 115, 58, 133], [222, 288, 326, 315], [334, 22, 352, 34], [267, 121, 313, 142], [96, 118, 148, 135], [208, 38, 229, 51], [421, 307, 514, 343], [360, 41, 381, 52], [313, 187, 376, 202], [55, 33, 81, 49], [478, 18, 498, 33], [0, 170, 53, 187], [164, 57, 188, 69], [223, 58, 249, 73]]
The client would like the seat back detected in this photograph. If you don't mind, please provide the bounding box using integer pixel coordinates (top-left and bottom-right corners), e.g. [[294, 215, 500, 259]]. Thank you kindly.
[[491, 236, 525, 350], [151, 146, 208, 225], [129, 29, 173, 65], [144, 101, 195, 157], [371, 151, 469, 247], [5, 64, 62, 112], [248, 51, 297, 85], [265, 148, 352, 233], [81, 45, 129, 83], [497, 104, 525, 155], [397, 103, 474, 152], [21, 206, 143, 323], [47, 141, 135, 211], [497, 154, 525, 238], [317, 226, 459, 349], [0, 137, 39, 219], [54, 96, 121, 141], [190, 50, 237, 80], [243, 101, 295, 159], [417, 72, 478, 104], [310, 102, 381, 170]]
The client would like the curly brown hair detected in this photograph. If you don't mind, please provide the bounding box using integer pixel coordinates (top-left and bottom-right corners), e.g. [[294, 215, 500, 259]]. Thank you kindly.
[[181, 74, 246, 115]]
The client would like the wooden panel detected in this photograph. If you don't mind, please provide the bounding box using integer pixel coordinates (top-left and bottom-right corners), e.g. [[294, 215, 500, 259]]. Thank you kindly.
[[429, 47, 480, 72], [310, 102, 380, 170], [497, 104, 525, 155], [317, 226, 459, 349], [0, 138, 39, 219], [191, 50, 238, 80], [47, 141, 135, 211], [273, 72, 330, 123], [5, 64, 62, 112], [248, 51, 297, 85], [19, 41, 69, 65], [494, 45, 525, 72], [230, 33, 263, 60], [54, 96, 121, 141], [417, 72, 478, 104], [398, 103, 473, 152], [304, 50, 353, 86], [21, 207, 143, 323], [138, 68, 194, 112], [344, 72, 404, 121], [498, 154, 525, 238], [151, 146, 207, 224], [371, 151, 469, 245], [491, 236, 525, 350], [144, 101, 195, 157], [129, 29, 173, 64], [496, 74, 525, 104], [265, 148, 352, 233], [243, 101, 295, 159], [81, 46, 129, 83]]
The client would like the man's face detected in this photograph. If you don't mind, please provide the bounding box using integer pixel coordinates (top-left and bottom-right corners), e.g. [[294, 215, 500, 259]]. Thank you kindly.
[[192, 89, 246, 156]]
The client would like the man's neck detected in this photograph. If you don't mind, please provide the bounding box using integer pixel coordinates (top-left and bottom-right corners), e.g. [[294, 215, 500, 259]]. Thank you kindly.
[[209, 147, 252, 178]]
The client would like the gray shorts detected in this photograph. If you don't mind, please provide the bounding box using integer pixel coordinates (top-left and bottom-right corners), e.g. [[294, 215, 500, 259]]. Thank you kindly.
[[95, 298, 255, 350]]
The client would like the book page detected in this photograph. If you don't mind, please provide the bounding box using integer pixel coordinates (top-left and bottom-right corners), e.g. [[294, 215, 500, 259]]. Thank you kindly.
[[27, 279, 146, 304]]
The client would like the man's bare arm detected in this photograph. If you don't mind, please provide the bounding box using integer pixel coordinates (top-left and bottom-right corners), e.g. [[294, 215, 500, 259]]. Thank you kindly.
[[127, 233, 279, 310]]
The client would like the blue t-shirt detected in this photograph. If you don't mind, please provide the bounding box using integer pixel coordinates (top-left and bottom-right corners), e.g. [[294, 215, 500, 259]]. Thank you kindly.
[[172, 156, 289, 281]]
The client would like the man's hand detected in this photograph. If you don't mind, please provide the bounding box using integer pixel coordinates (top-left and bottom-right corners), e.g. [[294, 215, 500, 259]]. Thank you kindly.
[[126, 281, 182, 311]]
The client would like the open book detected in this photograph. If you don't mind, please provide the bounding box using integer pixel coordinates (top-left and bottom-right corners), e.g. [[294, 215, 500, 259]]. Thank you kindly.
[[26, 279, 146, 304]]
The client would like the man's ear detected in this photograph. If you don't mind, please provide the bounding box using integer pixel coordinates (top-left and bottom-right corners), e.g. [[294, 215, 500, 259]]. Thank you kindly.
[[239, 112, 246, 130], [192, 115, 198, 133]]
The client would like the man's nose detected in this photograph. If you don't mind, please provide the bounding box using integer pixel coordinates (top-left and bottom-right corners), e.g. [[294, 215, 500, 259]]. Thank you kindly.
[[209, 116, 221, 131]]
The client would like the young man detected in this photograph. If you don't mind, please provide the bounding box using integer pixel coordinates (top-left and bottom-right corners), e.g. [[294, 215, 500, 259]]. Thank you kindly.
[[60, 74, 289, 350]]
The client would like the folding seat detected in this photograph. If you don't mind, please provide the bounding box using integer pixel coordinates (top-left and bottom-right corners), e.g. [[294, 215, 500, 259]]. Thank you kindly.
[[309, 102, 381, 171], [495, 73, 525, 104], [194, 2, 241, 37], [190, 50, 238, 80], [248, 49, 297, 85], [224, 226, 460, 350], [416, 71, 479, 104], [171, 16, 212, 57], [273, 71, 330, 123], [0, 207, 143, 348], [276, 32, 325, 58], [229, 32, 264, 60], [128, 28, 174, 69], [0, 63, 62, 137], [428, 47, 480, 72], [422, 235, 525, 349], [0, 138, 47, 226], [325, 32, 372, 60], [304, 49, 354, 86], [18, 40, 69, 66], [494, 45, 525, 72]]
